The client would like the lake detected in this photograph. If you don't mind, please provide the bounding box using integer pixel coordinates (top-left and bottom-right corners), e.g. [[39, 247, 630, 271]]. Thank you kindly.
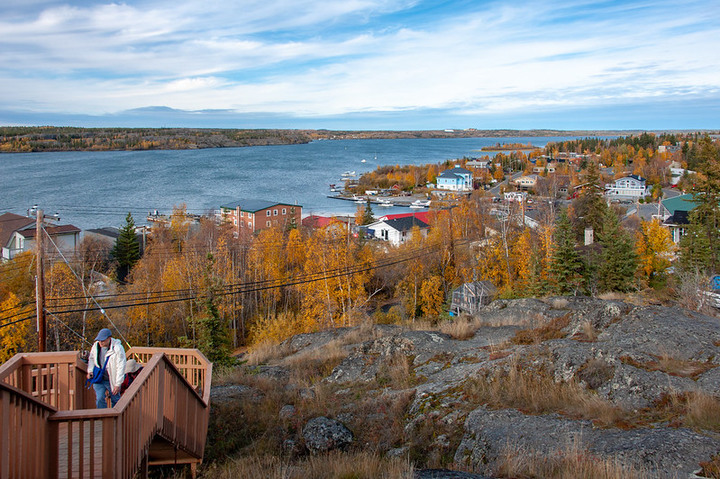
[[0, 136, 579, 231]]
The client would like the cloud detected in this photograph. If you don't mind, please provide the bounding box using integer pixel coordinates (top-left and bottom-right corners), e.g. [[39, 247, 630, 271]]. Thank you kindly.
[[0, 0, 718, 127]]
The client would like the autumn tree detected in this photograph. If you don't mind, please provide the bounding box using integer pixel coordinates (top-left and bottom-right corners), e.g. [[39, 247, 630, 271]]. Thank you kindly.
[[636, 219, 674, 286], [572, 160, 607, 240]]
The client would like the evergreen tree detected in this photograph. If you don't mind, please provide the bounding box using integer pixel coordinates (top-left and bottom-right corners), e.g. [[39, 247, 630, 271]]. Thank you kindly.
[[678, 216, 713, 273], [193, 254, 232, 366], [113, 212, 140, 283], [361, 199, 375, 225], [686, 135, 720, 272], [550, 209, 586, 295], [596, 208, 637, 292], [573, 160, 607, 240]]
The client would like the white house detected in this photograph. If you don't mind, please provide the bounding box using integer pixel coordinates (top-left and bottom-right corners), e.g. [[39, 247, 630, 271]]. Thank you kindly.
[[466, 159, 491, 169], [366, 216, 429, 246], [436, 167, 473, 192], [514, 174, 539, 190], [604, 175, 648, 200], [0, 212, 81, 261]]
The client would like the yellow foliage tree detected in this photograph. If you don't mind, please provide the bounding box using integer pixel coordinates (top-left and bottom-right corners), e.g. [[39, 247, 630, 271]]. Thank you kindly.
[[636, 219, 674, 283], [0, 292, 32, 363], [419, 275, 444, 317]]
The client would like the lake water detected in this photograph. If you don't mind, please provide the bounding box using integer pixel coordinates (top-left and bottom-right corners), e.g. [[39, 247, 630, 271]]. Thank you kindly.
[[0, 137, 579, 231]]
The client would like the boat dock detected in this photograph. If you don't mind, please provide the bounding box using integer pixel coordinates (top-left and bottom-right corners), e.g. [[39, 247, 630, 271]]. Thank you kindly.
[[327, 194, 429, 209]]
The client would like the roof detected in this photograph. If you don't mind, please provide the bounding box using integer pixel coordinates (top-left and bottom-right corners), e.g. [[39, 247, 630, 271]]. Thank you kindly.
[[664, 210, 690, 226], [438, 167, 472, 178], [301, 215, 338, 228], [85, 227, 121, 239], [222, 199, 300, 213], [379, 211, 431, 224], [661, 194, 697, 214], [380, 216, 429, 232], [0, 213, 34, 247], [16, 224, 81, 239], [455, 281, 497, 295]]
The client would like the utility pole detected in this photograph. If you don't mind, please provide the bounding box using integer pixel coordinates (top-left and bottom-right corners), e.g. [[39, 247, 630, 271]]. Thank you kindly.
[[35, 208, 46, 352]]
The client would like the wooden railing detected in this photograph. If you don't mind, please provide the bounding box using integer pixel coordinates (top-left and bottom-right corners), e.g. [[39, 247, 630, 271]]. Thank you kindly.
[[0, 348, 212, 479]]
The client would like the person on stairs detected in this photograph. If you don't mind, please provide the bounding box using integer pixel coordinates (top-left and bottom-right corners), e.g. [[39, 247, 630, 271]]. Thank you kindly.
[[87, 328, 126, 408]]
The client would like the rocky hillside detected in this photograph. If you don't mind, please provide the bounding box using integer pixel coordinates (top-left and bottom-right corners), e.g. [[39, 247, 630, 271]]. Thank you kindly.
[[208, 297, 720, 478]]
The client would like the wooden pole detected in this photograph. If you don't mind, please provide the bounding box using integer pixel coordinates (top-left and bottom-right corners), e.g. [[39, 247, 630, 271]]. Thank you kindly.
[[36, 208, 47, 352]]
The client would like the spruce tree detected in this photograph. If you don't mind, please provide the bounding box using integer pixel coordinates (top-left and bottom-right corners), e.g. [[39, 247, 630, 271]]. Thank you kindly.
[[686, 135, 720, 272], [550, 209, 586, 295], [361, 199, 375, 225], [678, 216, 712, 273], [573, 160, 608, 240], [596, 208, 638, 292], [113, 212, 141, 283]]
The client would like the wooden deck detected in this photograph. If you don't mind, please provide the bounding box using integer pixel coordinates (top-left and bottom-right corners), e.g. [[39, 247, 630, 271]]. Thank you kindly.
[[0, 348, 212, 479]]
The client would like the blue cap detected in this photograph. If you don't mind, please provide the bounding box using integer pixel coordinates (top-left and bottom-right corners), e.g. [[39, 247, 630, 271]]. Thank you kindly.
[[95, 328, 112, 341]]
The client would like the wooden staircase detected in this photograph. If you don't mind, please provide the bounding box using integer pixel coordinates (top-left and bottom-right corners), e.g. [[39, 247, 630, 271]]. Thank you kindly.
[[0, 347, 212, 478]]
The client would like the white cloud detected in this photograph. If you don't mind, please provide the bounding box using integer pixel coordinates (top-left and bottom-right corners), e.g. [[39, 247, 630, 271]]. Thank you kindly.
[[0, 0, 719, 122]]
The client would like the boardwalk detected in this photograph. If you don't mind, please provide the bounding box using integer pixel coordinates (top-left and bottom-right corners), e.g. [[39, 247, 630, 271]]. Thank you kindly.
[[0, 348, 212, 479]]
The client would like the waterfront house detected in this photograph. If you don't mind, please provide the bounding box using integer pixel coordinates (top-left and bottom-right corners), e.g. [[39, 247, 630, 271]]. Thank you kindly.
[[366, 216, 429, 246], [604, 175, 648, 200], [450, 281, 497, 315], [221, 199, 302, 235], [436, 167, 473, 192], [0, 212, 80, 261]]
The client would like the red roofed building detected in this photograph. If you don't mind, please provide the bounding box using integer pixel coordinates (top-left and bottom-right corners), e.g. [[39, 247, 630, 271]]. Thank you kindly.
[[302, 215, 338, 229], [377, 211, 432, 224]]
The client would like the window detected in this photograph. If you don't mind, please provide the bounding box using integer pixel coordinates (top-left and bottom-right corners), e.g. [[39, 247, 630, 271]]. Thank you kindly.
[[273, 209, 278, 216], [266, 210, 271, 217], [282, 208, 286, 215], [266, 221, 271, 227], [241, 211, 244, 217]]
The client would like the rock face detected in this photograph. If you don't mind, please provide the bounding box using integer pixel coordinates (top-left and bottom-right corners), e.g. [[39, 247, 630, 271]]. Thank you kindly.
[[302, 416, 353, 454], [211, 297, 720, 477]]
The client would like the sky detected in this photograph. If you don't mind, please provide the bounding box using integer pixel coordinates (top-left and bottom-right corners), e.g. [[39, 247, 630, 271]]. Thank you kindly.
[[1, 0, 719, 130]]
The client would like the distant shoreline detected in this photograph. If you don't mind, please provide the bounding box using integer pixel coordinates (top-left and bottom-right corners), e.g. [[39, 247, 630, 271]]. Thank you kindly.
[[0, 126, 656, 153]]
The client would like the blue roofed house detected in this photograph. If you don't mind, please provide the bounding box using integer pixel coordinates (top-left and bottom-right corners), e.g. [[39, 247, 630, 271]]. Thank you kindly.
[[436, 167, 473, 192], [604, 174, 648, 200]]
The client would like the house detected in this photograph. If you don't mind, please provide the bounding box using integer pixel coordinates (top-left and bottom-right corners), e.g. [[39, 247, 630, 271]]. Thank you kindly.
[[436, 167, 473, 192], [377, 211, 431, 224], [466, 159, 492, 169], [532, 162, 557, 174], [604, 175, 648, 200], [301, 215, 348, 230], [221, 199, 301, 235], [0, 212, 80, 261], [366, 216, 429, 246], [514, 174, 539, 190], [450, 281, 497, 315], [659, 194, 697, 243]]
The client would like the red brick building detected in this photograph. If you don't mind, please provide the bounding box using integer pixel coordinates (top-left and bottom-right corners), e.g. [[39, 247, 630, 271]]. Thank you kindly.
[[221, 199, 301, 235]]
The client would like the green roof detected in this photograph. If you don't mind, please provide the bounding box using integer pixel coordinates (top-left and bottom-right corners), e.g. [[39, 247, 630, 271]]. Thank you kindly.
[[661, 194, 697, 214]]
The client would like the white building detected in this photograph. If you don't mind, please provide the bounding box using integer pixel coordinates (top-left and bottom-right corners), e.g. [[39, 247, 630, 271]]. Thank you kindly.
[[604, 175, 648, 200], [366, 216, 429, 246], [0, 212, 81, 261]]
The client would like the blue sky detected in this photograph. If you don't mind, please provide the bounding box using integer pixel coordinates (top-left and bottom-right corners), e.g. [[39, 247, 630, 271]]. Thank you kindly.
[[1, 0, 718, 130]]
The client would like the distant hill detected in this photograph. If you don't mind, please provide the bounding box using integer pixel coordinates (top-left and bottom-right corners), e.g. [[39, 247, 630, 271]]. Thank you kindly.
[[0, 126, 642, 153]]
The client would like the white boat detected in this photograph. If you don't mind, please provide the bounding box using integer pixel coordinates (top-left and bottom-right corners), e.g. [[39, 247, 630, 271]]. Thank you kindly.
[[341, 171, 356, 177], [410, 199, 430, 209], [360, 159, 366, 163], [379, 200, 393, 207]]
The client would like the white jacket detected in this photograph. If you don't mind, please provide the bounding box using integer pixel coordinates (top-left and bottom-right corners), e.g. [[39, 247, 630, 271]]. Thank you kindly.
[[88, 337, 126, 389]]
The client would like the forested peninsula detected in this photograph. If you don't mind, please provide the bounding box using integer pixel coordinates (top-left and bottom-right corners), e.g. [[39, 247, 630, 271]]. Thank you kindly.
[[0, 126, 646, 153]]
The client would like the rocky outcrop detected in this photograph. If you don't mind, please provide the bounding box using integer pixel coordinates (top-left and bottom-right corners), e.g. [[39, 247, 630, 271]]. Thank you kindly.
[[211, 297, 720, 477], [302, 417, 353, 454]]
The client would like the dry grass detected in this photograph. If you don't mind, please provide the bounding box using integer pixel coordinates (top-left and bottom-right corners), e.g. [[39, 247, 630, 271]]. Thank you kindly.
[[620, 355, 716, 379], [550, 298, 570, 309], [205, 452, 414, 479], [245, 340, 293, 366], [512, 313, 572, 345], [572, 321, 599, 342], [282, 340, 350, 386], [699, 455, 720, 479], [495, 441, 646, 479], [648, 391, 720, 432], [439, 317, 481, 340], [463, 359, 623, 427], [597, 292, 626, 301], [576, 359, 615, 390]]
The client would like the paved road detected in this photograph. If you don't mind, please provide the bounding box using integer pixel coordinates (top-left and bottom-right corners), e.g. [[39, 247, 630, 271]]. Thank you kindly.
[[488, 171, 523, 195]]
